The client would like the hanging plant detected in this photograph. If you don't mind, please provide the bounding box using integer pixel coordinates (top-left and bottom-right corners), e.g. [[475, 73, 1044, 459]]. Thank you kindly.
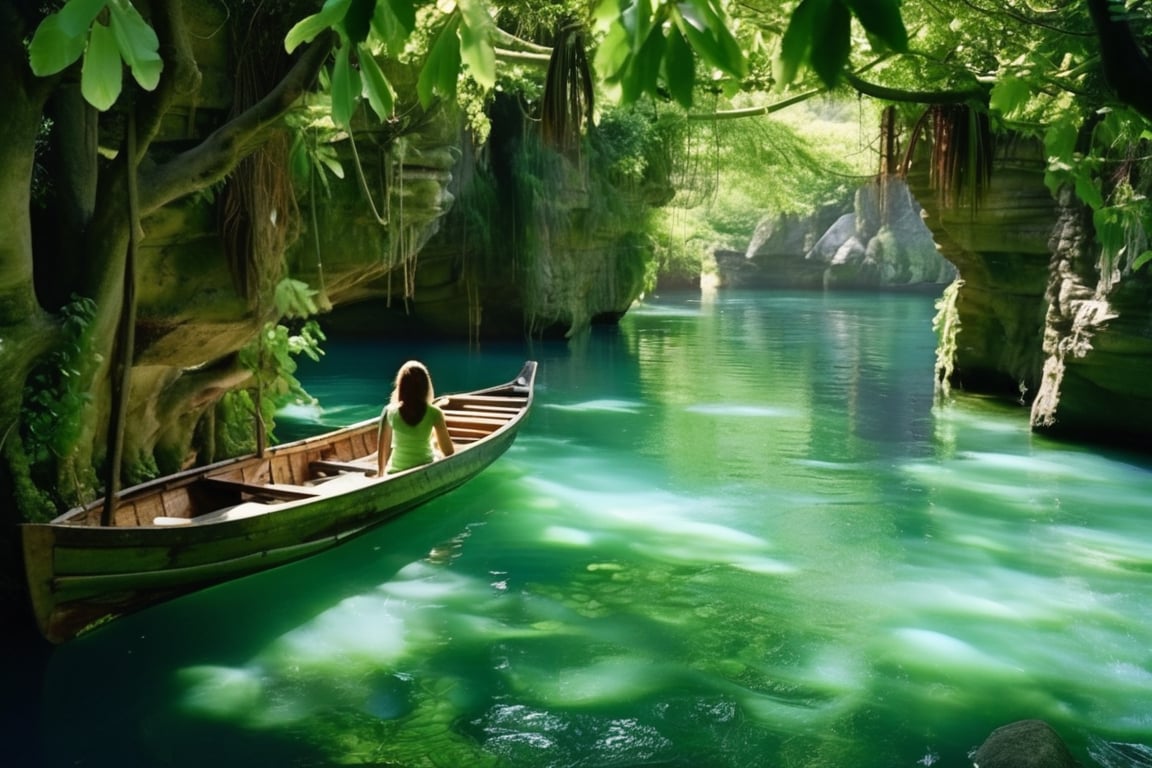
[[927, 103, 994, 210], [541, 22, 594, 156]]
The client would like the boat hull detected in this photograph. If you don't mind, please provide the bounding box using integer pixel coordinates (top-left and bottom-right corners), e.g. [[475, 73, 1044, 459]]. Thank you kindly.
[[22, 362, 536, 644]]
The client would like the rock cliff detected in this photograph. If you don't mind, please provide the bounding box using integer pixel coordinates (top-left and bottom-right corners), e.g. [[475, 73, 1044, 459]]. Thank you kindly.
[[318, 93, 663, 340], [911, 136, 1152, 447], [715, 178, 955, 290]]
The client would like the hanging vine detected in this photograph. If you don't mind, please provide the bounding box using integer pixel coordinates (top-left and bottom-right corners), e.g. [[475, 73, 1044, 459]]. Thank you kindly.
[[540, 22, 594, 157], [930, 103, 993, 211], [219, 5, 301, 309], [898, 102, 993, 212]]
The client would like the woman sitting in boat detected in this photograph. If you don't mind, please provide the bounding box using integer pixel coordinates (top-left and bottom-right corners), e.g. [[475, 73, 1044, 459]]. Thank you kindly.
[[376, 360, 456, 474]]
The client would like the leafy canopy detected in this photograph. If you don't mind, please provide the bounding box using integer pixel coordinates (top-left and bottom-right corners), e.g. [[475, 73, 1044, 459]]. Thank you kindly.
[[25, 0, 1152, 273]]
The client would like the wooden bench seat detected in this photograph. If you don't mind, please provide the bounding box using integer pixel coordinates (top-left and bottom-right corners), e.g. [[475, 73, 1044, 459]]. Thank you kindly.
[[310, 459, 376, 475], [447, 395, 528, 406], [443, 410, 513, 425], [201, 477, 321, 500], [460, 403, 522, 414]]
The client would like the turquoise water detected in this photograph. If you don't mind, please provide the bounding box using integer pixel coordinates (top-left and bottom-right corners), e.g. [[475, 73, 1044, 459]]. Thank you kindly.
[[20, 290, 1152, 767]]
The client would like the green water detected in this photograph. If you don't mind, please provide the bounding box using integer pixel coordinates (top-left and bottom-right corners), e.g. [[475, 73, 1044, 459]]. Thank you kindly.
[[23, 290, 1152, 767]]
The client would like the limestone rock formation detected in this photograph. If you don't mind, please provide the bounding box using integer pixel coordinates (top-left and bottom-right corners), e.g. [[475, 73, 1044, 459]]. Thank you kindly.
[[715, 178, 954, 290], [320, 94, 663, 340], [1032, 188, 1152, 446], [909, 138, 1057, 397], [714, 205, 842, 289], [911, 135, 1152, 447]]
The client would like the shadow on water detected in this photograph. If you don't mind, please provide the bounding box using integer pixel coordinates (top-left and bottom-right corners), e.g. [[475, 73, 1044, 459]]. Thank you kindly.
[[0, 608, 52, 768]]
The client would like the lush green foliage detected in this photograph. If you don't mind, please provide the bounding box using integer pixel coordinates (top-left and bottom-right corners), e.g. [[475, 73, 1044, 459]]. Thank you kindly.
[[25, 1, 1152, 296], [776, 0, 906, 86], [16, 294, 100, 514], [20, 295, 97, 469]]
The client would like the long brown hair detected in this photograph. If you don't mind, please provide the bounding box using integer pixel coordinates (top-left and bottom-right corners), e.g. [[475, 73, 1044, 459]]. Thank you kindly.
[[391, 360, 434, 426]]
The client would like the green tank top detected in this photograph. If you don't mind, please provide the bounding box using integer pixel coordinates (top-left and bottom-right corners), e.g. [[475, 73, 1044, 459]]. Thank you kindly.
[[386, 402, 442, 471]]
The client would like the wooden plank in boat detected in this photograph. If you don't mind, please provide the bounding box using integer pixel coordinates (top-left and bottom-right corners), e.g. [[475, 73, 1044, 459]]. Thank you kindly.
[[444, 408, 513, 418], [461, 403, 521, 413], [449, 394, 528, 404], [444, 413, 511, 428], [201, 477, 320, 500], [448, 427, 491, 441], [311, 460, 375, 475]]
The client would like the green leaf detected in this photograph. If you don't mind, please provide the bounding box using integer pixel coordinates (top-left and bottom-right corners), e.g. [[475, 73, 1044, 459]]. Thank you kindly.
[[342, 0, 375, 44], [623, 24, 664, 103], [1093, 206, 1123, 267], [457, 0, 496, 89], [593, 22, 631, 81], [593, 0, 622, 29], [664, 25, 695, 109], [372, 0, 410, 53], [678, 0, 746, 77], [810, 0, 850, 86], [385, 0, 416, 33], [1076, 174, 1104, 210], [316, 145, 345, 179], [674, 2, 745, 79], [82, 22, 123, 111], [989, 75, 1031, 118], [777, 0, 826, 86], [28, 14, 89, 76], [1131, 250, 1152, 271], [622, 0, 654, 52], [58, 0, 108, 37], [358, 44, 395, 120], [417, 15, 461, 108], [290, 135, 312, 184], [1044, 118, 1078, 165], [330, 44, 360, 127], [274, 279, 319, 318], [285, 0, 350, 53], [108, 0, 162, 91], [843, 0, 907, 52]]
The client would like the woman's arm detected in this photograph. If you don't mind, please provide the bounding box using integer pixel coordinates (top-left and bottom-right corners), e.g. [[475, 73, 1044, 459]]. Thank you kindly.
[[377, 417, 393, 475], [434, 414, 455, 458]]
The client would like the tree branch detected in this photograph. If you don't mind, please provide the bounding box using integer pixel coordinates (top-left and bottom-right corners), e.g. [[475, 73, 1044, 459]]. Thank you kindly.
[[496, 47, 552, 66], [133, 0, 202, 161], [139, 33, 335, 214], [689, 88, 825, 120], [843, 70, 989, 105], [492, 26, 552, 54]]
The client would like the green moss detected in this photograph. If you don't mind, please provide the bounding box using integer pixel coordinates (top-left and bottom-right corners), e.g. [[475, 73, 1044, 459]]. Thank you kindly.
[[215, 390, 259, 458], [932, 278, 965, 397], [123, 452, 160, 487], [4, 432, 57, 523]]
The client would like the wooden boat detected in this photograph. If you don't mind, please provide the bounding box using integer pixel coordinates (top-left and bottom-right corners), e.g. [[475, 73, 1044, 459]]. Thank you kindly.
[[22, 361, 538, 644]]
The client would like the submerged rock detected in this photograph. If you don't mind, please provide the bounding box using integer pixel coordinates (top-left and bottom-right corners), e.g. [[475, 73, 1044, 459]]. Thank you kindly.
[[972, 719, 1079, 768]]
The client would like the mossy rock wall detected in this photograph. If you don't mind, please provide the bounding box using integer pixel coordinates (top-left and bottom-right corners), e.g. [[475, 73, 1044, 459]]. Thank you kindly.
[[908, 138, 1056, 396], [323, 94, 659, 340], [910, 135, 1152, 447]]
